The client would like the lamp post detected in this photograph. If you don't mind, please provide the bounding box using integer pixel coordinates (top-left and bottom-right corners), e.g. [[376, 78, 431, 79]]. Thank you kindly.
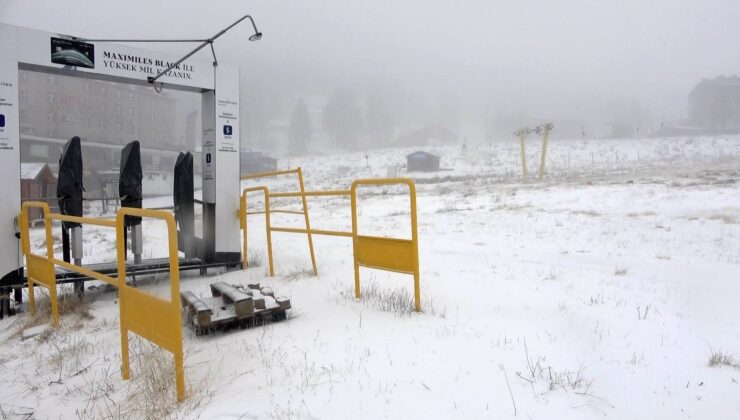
[[77, 14, 262, 87]]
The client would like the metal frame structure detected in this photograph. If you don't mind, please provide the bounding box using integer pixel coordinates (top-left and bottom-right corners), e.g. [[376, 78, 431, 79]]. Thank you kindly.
[[1, 22, 247, 298], [77, 14, 261, 87], [514, 123, 554, 179], [19, 202, 185, 401], [239, 168, 422, 312]]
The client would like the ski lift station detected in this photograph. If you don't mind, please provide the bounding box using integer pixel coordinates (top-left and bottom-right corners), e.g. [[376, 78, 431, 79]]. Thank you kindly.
[[0, 21, 247, 298], [0, 19, 421, 401]]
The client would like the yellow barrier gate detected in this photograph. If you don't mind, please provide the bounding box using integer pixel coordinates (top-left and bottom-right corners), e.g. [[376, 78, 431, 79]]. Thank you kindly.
[[241, 186, 274, 275], [116, 208, 185, 401], [351, 179, 420, 312], [19, 202, 58, 326], [240, 167, 323, 275], [18, 204, 185, 402], [20, 201, 119, 326], [240, 169, 421, 311]]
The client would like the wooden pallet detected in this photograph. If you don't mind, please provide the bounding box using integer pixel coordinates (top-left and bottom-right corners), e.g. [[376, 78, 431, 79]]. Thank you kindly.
[[180, 282, 291, 335]]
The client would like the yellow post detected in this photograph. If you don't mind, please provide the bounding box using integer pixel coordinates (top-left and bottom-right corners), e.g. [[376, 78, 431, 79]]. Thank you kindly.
[[18, 207, 35, 316], [174, 348, 185, 402], [164, 212, 186, 402], [264, 188, 274, 276], [350, 186, 361, 299], [296, 167, 318, 275], [20, 202, 59, 326], [538, 123, 553, 179], [518, 130, 528, 178], [350, 179, 421, 312], [115, 217, 131, 381], [240, 187, 274, 276], [406, 180, 421, 312], [241, 193, 248, 270], [42, 203, 60, 326], [116, 208, 185, 402]]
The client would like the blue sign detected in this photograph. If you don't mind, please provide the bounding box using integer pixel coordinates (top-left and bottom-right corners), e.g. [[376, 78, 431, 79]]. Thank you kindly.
[[223, 125, 232, 136], [0, 114, 5, 128], [206, 153, 211, 164]]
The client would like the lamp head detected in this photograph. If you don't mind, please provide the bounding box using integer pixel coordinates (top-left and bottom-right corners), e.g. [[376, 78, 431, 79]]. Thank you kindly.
[[249, 32, 262, 41]]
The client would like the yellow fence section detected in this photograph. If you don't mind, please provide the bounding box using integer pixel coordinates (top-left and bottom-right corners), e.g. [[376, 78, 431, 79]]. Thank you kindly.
[[240, 169, 421, 312], [116, 208, 185, 401], [241, 186, 274, 275], [20, 202, 118, 326], [241, 167, 318, 275], [18, 203, 185, 401], [351, 178, 420, 312], [19, 202, 58, 325]]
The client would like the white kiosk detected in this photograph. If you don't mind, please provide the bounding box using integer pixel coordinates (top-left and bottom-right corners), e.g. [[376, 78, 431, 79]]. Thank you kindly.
[[0, 22, 248, 300]]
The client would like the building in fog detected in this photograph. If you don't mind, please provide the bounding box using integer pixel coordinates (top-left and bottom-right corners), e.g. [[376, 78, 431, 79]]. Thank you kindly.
[[395, 124, 457, 147], [18, 70, 193, 172], [20, 163, 57, 221], [689, 75, 740, 132]]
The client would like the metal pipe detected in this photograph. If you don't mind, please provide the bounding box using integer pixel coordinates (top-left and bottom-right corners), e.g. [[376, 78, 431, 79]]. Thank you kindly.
[[297, 168, 318, 275], [270, 190, 351, 198], [48, 213, 117, 228], [241, 168, 299, 180], [270, 226, 353, 238], [268, 210, 305, 215], [77, 38, 207, 43], [538, 124, 553, 178], [147, 14, 261, 84], [519, 131, 527, 178]]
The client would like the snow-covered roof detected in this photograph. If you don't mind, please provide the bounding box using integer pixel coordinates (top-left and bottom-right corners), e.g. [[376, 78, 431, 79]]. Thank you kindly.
[[20, 163, 50, 180], [406, 151, 439, 160]]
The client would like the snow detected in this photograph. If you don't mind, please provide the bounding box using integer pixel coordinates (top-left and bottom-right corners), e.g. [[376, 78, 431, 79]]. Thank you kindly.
[[20, 162, 48, 180], [1, 135, 739, 418]]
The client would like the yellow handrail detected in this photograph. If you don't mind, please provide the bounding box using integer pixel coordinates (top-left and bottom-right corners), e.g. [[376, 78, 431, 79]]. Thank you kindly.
[[116, 207, 185, 402], [19, 203, 186, 401], [239, 167, 316, 275], [351, 178, 420, 311], [20, 202, 57, 325], [239, 171, 422, 312], [240, 168, 299, 180], [241, 186, 274, 275]]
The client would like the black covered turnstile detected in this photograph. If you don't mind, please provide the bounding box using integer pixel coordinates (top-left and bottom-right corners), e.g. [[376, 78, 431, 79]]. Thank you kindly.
[[57, 136, 84, 295], [174, 151, 204, 261], [120, 141, 143, 264]]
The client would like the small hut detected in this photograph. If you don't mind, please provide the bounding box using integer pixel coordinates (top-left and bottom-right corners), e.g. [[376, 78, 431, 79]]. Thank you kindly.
[[21, 163, 57, 222], [406, 151, 440, 172]]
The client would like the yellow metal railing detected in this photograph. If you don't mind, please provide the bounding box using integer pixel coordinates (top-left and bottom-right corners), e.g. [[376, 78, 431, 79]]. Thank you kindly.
[[19, 203, 186, 401], [351, 178, 420, 312], [240, 167, 318, 275], [241, 186, 274, 275], [240, 169, 422, 311], [20, 202, 119, 326], [19, 202, 58, 326], [116, 208, 185, 402]]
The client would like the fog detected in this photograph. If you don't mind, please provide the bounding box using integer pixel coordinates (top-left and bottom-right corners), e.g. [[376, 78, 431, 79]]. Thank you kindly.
[[3, 0, 740, 152]]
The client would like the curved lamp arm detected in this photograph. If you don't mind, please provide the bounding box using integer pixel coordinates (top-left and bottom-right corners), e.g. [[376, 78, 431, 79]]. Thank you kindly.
[[75, 14, 262, 85]]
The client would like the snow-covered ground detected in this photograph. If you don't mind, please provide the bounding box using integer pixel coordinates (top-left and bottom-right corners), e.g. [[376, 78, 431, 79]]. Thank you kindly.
[[1, 136, 739, 419]]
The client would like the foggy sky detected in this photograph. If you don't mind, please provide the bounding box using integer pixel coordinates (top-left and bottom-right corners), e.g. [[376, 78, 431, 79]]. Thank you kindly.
[[3, 0, 740, 139]]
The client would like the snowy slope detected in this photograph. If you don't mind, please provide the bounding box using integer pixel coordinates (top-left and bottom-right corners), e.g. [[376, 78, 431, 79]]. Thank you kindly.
[[1, 136, 739, 419]]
